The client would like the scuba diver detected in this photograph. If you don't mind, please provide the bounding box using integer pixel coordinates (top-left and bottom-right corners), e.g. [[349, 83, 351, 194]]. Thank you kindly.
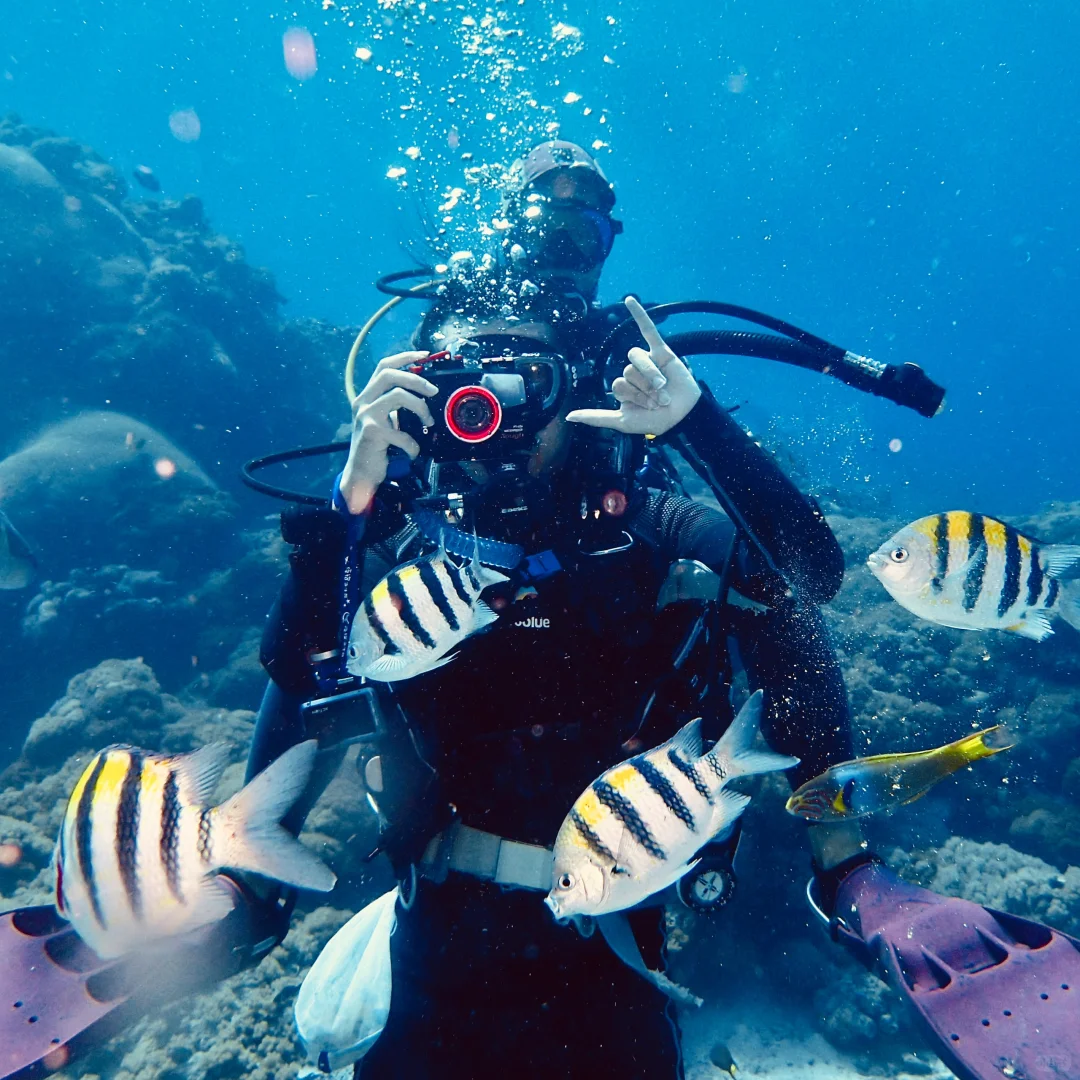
[[2, 141, 1078, 1080]]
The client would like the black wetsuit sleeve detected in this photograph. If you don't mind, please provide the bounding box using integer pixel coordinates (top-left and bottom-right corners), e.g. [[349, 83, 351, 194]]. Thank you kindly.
[[730, 596, 854, 786], [661, 381, 844, 604], [259, 504, 349, 698]]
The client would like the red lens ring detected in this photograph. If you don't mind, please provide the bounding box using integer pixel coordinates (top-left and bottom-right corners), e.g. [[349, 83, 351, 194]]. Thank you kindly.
[[444, 385, 502, 443]]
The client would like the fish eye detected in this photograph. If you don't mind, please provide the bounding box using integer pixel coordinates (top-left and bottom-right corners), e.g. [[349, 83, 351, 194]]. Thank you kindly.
[[558, 872, 574, 890], [890, 547, 909, 563]]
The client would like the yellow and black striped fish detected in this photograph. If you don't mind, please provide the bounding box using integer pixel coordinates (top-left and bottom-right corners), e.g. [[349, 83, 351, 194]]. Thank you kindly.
[[546, 691, 797, 919], [346, 550, 508, 682], [55, 740, 335, 959], [868, 511, 1080, 641]]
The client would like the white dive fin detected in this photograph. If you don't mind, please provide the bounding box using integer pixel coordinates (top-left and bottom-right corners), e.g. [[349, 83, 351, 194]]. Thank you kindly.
[[1008, 610, 1055, 641], [1043, 544, 1080, 579], [171, 743, 231, 805], [212, 740, 336, 893], [707, 690, 799, 779], [662, 717, 703, 761]]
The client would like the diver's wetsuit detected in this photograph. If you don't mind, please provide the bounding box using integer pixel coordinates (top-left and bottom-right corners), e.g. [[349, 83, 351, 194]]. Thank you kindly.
[[253, 386, 851, 1079]]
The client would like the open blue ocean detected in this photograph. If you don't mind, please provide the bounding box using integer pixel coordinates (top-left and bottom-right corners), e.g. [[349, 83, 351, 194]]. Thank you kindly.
[[0, 3, 1078, 1079]]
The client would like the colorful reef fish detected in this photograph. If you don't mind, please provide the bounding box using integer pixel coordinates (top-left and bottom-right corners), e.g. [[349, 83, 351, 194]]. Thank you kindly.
[[546, 690, 797, 919], [868, 511, 1080, 640], [785, 725, 1013, 822], [55, 740, 335, 959], [346, 548, 508, 682]]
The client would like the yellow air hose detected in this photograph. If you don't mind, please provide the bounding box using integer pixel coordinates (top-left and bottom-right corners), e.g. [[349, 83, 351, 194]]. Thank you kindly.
[[344, 280, 441, 405]]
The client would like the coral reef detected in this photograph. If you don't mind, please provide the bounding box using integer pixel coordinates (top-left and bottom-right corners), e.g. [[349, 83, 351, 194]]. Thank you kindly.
[[0, 115, 351, 472], [0, 114, 357, 741]]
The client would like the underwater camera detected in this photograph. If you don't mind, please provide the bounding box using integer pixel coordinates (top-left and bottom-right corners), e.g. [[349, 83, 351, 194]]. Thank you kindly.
[[398, 349, 567, 462]]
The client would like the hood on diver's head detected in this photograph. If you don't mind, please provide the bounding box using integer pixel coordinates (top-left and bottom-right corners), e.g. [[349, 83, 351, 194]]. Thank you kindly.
[[502, 141, 621, 297], [512, 140, 616, 213]]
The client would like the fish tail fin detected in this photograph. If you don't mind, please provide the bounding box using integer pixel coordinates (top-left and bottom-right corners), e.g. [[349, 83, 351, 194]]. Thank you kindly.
[[212, 740, 336, 893], [1060, 581, 1080, 633], [707, 690, 800, 779], [951, 725, 1014, 764], [1042, 544, 1080, 579]]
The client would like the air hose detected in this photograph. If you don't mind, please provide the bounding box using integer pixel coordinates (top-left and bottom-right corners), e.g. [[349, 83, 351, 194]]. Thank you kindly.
[[603, 302, 946, 419]]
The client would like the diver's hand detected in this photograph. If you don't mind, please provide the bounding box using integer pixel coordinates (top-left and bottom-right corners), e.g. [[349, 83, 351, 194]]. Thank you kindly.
[[339, 351, 437, 515], [566, 296, 701, 435]]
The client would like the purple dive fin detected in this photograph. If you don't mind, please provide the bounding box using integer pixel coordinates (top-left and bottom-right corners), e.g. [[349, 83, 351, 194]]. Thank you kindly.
[[0, 905, 129, 1078], [811, 857, 1080, 1080], [0, 877, 290, 1080]]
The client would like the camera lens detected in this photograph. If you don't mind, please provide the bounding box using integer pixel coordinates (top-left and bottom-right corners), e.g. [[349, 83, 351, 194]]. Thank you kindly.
[[445, 385, 502, 443]]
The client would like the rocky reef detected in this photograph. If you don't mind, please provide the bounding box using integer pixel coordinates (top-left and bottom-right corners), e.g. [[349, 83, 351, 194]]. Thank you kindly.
[[0, 115, 357, 744]]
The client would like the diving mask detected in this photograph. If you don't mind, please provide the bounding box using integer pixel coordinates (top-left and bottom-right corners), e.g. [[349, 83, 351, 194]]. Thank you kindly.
[[517, 196, 623, 272]]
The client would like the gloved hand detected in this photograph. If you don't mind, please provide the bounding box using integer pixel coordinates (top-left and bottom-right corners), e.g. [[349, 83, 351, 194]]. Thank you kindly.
[[339, 351, 438, 515], [566, 296, 701, 436]]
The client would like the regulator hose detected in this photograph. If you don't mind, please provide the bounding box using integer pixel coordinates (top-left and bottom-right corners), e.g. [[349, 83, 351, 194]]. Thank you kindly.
[[661, 330, 946, 419], [604, 302, 946, 419], [240, 441, 350, 506]]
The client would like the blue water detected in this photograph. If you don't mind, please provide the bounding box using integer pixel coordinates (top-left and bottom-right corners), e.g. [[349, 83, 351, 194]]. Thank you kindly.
[[4, 0, 1077, 515]]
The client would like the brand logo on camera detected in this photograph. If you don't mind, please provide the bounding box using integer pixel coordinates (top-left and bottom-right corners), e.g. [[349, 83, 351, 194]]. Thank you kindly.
[[513, 616, 551, 629]]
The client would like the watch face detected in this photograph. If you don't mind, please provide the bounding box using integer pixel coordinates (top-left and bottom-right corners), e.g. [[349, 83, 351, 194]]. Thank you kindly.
[[682, 863, 735, 911], [693, 870, 729, 904]]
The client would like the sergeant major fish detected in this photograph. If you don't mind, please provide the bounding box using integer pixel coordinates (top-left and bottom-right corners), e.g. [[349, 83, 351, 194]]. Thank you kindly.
[[868, 511, 1080, 641], [55, 740, 335, 959], [346, 548, 508, 682], [786, 725, 1012, 822], [546, 691, 797, 919]]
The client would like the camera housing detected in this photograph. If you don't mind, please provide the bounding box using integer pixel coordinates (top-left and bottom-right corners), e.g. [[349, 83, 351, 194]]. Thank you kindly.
[[398, 351, 567, 462]]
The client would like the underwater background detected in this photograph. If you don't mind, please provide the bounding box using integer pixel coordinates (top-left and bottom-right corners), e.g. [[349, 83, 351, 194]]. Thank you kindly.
[[0, 1, 1078, 1077]]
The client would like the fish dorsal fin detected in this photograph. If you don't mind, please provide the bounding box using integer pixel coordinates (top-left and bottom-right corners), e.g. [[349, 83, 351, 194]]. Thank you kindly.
[[664, 717, 703, 761], [1042, 544, 1080, 580], [170, 743, 232, 806]]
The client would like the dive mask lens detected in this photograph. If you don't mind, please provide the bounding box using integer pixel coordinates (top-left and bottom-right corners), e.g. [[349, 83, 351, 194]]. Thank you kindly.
[[517, 356, 560, 407], [523, 202, 620, 271]]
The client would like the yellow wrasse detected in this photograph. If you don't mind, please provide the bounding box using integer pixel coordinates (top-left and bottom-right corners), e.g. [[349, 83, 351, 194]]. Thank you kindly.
[[56, 740, 335, 959], [785, 725, 1013, 822], [868, 511, 1080, 641]]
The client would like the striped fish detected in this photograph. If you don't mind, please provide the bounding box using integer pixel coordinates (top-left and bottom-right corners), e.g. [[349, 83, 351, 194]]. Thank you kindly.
[[346, 549, 508, 682], [868, 511, 1080, 641], [55, 740, 335, 960], [546, 691, 797, 919]]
